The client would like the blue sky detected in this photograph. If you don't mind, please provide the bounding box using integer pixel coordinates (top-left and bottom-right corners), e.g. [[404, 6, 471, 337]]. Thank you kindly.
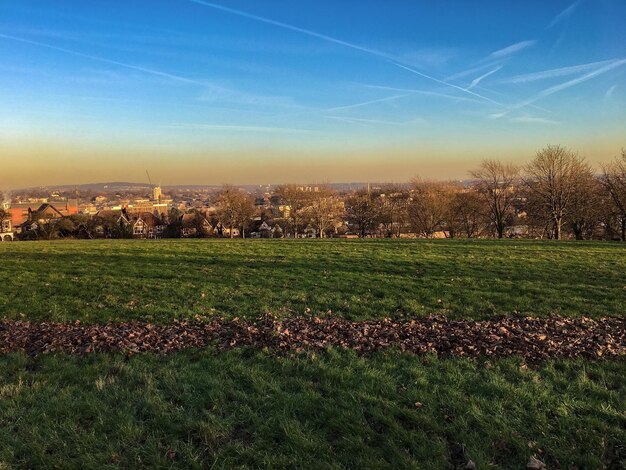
[[1, 0, 625, 186]]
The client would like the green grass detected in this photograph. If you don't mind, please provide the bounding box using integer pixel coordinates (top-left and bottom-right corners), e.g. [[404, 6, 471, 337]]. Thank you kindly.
[[1, 239, 624, 468], [1, 351, 624, 469], [0, 239, 624, 323]]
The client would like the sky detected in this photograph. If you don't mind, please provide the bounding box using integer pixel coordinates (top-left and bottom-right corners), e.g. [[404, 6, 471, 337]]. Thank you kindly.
[[1, 0, 625, 188]]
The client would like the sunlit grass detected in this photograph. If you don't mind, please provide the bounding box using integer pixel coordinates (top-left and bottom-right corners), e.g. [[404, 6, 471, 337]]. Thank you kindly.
[[1, 239, 624, 467], [0, 239, 624, 323], [0, 351, 624, 469]]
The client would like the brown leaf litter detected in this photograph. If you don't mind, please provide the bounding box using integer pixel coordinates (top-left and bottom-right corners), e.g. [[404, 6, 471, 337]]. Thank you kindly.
[[0, 315, 624, 360]]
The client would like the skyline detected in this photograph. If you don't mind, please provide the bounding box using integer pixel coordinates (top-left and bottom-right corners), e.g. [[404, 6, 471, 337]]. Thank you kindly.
[[1, 0, 625, 188]]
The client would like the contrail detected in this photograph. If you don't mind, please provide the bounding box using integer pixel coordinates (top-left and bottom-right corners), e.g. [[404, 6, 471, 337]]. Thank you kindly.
[[604, 85, 617, 100], [324, 116, 426, 127], [187, 0, 502, 106], [188, 0, 386, 58], [501, 59, 615, 84], [391, 62, 502, 105], [539, 59, 626, 96], [548, 0, 582, 29], [360, 84, 482, 103], [488, 40, 536, 59], [468, 66, 502, 89], [446, 62, 502, 81], [326, 93, 412, 112], [491, 58, 626, 118], [0, 33, 207, 86]]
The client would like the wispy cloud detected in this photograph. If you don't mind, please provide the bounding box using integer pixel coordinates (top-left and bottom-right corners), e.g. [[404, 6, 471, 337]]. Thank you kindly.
[[510, 116, 561, 125], [163, 123, 311, 134], [548, 1, 582, 29], [446, 62, 502, 81], [0, 32, 304, 114], [390, 62, 502, 105], [538, 59, 626, 95], [488, 40, 536, 59], [0, 33, 207, 86], [467, 66, 502, 90], [324, 116, 427, 127], [398, 48, 457, 69], [491, 58, 626, 118], [198, 83, 302, 109], [360, 84, 482, 104], [187, 0, 502, 106], [604, 85, 617, 100], [500, 59, 615, 84], [326, 94, 412, 112], [188, 0, 386, 58]]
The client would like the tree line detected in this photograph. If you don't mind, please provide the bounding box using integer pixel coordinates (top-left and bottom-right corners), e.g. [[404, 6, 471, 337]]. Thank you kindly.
[[271, 146, 626, 241], [3, 145, 625, 241]]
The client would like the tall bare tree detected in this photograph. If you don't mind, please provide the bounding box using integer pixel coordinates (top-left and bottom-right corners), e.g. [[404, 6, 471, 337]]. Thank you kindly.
[[379, 184, 409, 237], [408, 179, 451, 238], [567, 173, 603, 240], [345, 189, 381, 237], [524, 145, 594, 240], [451, 189, 487, 238], [276, 184, 311, 238], [215, 185, 256, 238], [470, 159, 519, 238], [601, 149, 626, 241], [307, 186, 344, 238]]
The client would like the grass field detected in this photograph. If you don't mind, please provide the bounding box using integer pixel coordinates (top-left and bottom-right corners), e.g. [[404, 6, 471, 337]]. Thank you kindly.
[[0, 239, 624, 468], [0, 239, 625, 323]]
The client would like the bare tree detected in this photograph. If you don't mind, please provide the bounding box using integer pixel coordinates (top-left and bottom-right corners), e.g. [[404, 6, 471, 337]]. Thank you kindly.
[[408, 179, 451, 238], [524, 145, 594, 240], [601, 149, 626, 241], [379, 184, 410, 237], [470, 160, 519, 238], [567, 173, 603, 240], [345, 189, 381, 237], [307, 186, 344, 238], [451, 189, 487, 238], [215, 185, 256, 238], [276, 184, 311, 238]]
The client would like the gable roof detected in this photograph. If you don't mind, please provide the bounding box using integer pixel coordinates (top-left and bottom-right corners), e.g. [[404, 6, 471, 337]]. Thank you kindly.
[[34, 204, 64, 219], [94, 210, 131, 224], [131, 212, 163, 227], [181, 212, 211, 228]]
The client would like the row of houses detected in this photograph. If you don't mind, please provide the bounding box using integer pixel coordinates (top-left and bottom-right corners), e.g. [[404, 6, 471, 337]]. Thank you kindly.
[[1, 201, 287, 240], [0, 203, 339, 241]]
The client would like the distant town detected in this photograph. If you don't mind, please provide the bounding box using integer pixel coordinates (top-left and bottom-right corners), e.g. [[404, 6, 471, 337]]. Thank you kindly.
[[1, 146, 626, 243]]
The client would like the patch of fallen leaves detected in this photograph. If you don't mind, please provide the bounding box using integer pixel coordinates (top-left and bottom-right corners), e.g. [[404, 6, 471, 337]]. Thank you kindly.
[[0, 315, 624, 360]]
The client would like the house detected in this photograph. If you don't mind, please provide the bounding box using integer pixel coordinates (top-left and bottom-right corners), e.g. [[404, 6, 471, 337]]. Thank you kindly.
[[13, 203, 67, 235], [8, 199, 78, 227], [31, 204, 65, 224], [130, 212, 165, 239], [181, 212, 213, 238], [93, 209, 131, 238], [248, 219, 273, 238]]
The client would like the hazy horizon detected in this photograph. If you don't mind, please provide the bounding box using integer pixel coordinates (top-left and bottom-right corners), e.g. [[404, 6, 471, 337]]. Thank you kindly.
[[1, 1, 625, 189]]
